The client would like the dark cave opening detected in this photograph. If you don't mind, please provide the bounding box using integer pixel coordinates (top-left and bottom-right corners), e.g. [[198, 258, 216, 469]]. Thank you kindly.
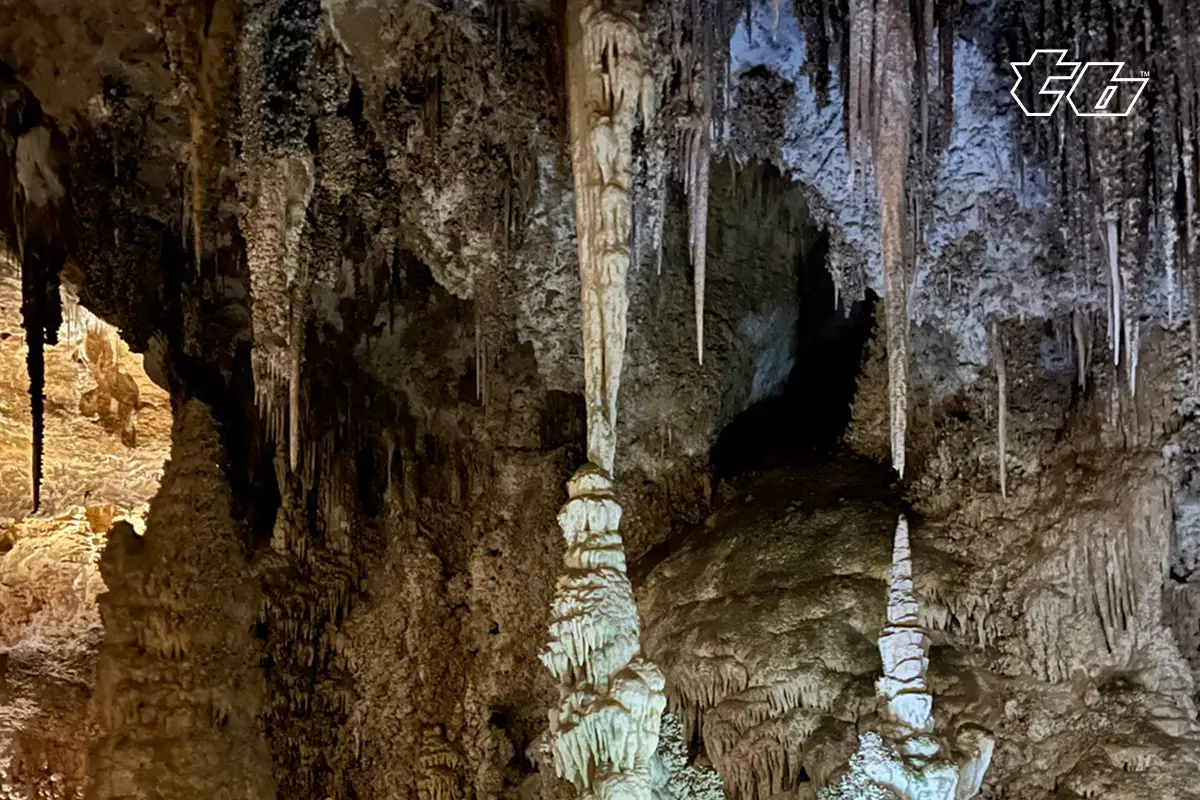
[[710, 234, 877, 481]]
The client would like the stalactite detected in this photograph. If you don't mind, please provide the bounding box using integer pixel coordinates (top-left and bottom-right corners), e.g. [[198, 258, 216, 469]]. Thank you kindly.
[[1184, 126, 1199, 392], [240, 0, 320, 471], [1127, 317, 1140, 398], [682, 116, 710, 364], [5, 106, 64, 513], [991, 321, 1007, 499], [840, 0, 915, 475], [1072, 310, 1092, 389], [1106, 219, 1121, 367], [21, 262, 46, 513], [565, 0, 654, 473], [845, 0, 870, 183], [288, 308, 303, 472], [875, 0, 914, 478]]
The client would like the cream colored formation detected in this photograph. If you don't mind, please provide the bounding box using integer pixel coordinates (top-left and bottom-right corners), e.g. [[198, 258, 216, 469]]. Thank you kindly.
[[540, 0, 667, 796]]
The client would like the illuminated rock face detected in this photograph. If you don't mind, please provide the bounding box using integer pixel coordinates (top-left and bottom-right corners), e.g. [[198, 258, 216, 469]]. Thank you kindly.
[[5, 0, 1200, 798]]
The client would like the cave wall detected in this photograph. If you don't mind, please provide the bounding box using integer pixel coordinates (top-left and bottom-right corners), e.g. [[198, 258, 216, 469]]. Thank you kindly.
[[89, 400, 274, 800]]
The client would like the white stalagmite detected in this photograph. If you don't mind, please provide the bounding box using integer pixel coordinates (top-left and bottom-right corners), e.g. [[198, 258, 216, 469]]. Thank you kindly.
[[541, 467, 667, 798], [876, 516, 934, 736], [543, 1, 665, 797], [820, 516, 994, 800], [991, 321, 1007, 499]]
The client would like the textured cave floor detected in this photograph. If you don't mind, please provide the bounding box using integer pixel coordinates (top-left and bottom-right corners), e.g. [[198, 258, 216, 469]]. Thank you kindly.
[[632, 452, 902, 587]]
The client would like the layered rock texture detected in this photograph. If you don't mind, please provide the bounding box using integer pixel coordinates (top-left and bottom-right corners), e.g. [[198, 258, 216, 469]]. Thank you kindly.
[[1, 0, 1200, 797]]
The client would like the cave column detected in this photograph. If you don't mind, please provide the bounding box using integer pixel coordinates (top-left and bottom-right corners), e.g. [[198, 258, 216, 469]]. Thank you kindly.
[[539, 0, 665, 796]]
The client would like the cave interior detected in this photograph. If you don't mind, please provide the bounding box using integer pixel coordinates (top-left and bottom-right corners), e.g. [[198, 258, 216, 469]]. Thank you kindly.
[[2, 0, 1200, 798]]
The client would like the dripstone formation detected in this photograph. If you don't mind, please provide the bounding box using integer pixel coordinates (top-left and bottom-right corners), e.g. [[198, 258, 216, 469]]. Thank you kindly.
[[1, 0, 1200, 798]]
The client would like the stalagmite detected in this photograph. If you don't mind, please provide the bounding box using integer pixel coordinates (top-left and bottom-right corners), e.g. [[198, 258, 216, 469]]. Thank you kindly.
[[991, 321, 1007, 499], [820, 517, 993, 800], [541, 467, 666, 797], [876, 516, 934, 736], [543, 2, 665, 796]]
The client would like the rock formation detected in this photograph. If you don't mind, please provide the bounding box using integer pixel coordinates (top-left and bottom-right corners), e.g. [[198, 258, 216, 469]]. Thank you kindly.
[[0, 0, 1198, 797], [819, 516, 993, 800], [540, 1, 666, 794]]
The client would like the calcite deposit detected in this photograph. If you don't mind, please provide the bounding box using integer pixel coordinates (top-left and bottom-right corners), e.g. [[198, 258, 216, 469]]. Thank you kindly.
[[1, 0, 1199, 797]]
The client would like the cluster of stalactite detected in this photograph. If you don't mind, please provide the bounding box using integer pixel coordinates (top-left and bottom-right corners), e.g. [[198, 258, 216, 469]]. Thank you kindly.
[[637, 0, 743, 365], [637, 0, 958, 470], [1003, 0, 1199, 398], [239, 0, 322, 476], [1, 67, 65, 513]]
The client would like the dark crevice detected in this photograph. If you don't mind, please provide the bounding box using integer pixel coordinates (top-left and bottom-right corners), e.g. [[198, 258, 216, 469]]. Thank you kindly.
[[710, 233, 877, 482]]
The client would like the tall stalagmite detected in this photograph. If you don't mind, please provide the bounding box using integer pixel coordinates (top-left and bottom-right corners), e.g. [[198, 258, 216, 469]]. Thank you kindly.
[[820, 517, 993, 800], [541, 0, 666, 795]]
